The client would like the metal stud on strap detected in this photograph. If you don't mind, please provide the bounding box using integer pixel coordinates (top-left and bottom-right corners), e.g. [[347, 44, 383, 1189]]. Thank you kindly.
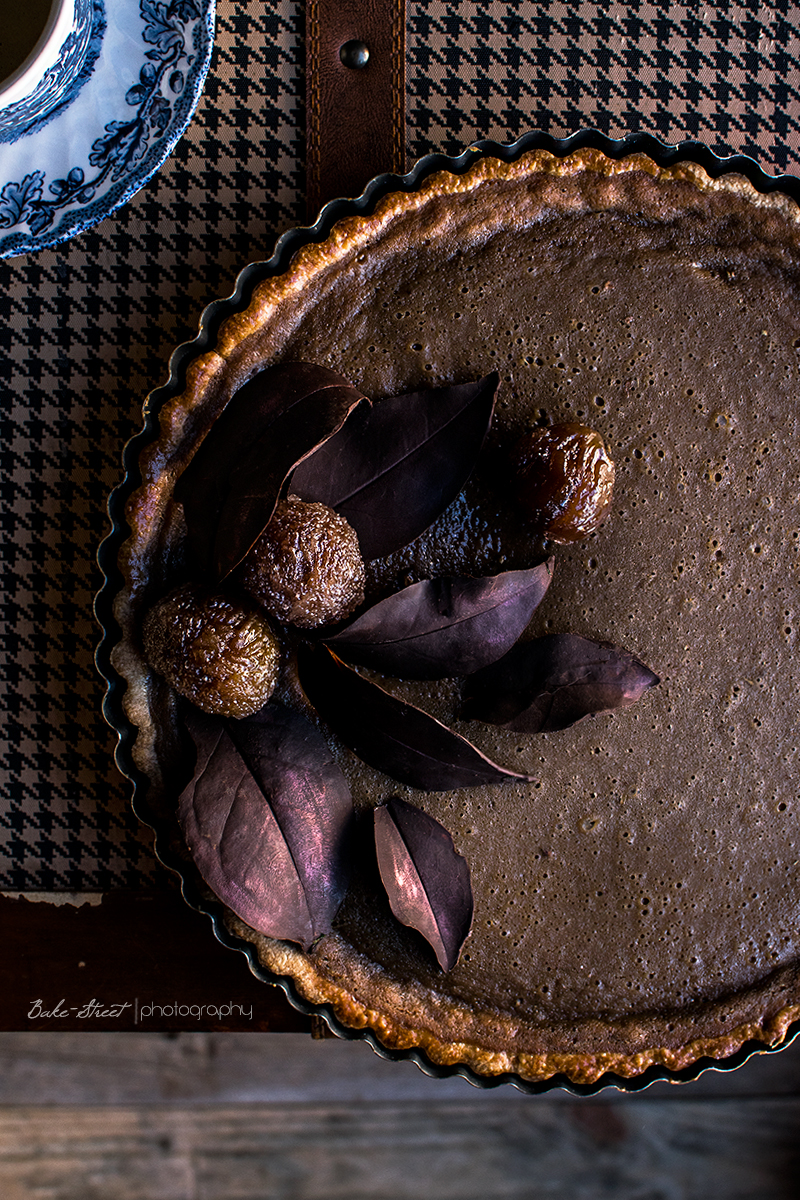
[[305, 0, 406, 221]]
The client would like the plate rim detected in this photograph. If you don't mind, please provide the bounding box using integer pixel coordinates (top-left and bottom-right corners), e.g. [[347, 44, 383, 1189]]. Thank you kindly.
[[0, 0, 216, 258]]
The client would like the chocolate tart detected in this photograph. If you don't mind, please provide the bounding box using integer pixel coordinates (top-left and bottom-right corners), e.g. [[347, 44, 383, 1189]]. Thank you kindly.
[[100, 134, 800, 1089]]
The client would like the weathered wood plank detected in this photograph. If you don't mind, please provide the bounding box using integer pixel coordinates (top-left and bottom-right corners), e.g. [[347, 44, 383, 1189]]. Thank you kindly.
[[0, 1030, 797, 1105], [0, 1100, 797, 1199]]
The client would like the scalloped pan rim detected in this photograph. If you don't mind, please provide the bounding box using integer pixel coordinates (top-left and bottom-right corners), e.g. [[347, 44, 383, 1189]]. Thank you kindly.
[[95, 128, 800, 1094]]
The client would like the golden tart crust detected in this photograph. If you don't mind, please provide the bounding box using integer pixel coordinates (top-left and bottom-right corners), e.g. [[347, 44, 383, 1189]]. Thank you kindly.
[[113, 149, 800, 1084]]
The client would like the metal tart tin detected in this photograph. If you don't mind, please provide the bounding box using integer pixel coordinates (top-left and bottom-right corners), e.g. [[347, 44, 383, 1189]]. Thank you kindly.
[[95, 129, 800, 1094]]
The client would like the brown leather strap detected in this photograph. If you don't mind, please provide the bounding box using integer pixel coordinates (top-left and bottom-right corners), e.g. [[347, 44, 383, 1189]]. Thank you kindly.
[[306, 0, 406, 221]]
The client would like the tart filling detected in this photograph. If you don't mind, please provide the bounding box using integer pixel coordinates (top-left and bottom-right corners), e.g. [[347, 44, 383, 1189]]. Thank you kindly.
[[113, 148, 800, 1083]]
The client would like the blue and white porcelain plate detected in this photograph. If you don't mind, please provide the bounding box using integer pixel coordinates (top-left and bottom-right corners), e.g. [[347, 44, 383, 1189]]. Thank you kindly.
[[0, 0, 215, 257]]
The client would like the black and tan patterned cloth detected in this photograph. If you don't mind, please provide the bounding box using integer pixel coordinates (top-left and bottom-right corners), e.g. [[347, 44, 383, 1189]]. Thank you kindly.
[[1, 0, 799, 889]]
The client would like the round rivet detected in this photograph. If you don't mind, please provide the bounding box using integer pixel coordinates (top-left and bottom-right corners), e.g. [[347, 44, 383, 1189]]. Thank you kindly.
[[340, 40, 370, 69]]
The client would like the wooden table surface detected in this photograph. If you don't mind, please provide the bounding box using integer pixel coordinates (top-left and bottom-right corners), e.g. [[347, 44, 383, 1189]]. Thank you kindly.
[[0, 1029, 798, 1198]]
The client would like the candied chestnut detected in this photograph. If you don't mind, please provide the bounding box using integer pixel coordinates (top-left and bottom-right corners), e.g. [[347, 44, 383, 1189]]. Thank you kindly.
[[239, 497, 365, 629], [512, 422, 615, 543], [142, 584, 281, 718]]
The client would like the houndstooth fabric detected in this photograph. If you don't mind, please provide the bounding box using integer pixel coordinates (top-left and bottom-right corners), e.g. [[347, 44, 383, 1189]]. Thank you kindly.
[[407, 1, 800, 169], [1, 0, 798, 889]]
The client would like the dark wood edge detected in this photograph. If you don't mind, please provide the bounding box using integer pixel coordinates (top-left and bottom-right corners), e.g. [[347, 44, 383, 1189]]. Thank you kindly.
[[0, 890, 311, 1032]]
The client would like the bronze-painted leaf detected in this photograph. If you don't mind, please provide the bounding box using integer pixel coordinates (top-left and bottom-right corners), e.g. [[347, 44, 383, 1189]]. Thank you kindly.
[[174, 362, 367, 578], [462, 633, 660, 732], [178, 703, 354, 949], [289, 373, 500, 560], [325, 561, 554, 679], [374, 798, 473, 972], [297, 644, 534, 791]]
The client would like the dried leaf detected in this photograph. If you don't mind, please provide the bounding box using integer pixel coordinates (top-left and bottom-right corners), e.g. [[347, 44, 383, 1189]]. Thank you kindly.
[[175, 362, 367, 578], [462, 633, 660, 732], [326, 561, 554, 679], [290, 373, 500, 560], [178, 704, 354, 949], [374, 798, 473, 972], [297, 644, 534, 791]]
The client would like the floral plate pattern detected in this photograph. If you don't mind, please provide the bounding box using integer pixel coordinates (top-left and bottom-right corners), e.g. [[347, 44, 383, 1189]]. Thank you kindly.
[[0, 0, 215, 257]]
